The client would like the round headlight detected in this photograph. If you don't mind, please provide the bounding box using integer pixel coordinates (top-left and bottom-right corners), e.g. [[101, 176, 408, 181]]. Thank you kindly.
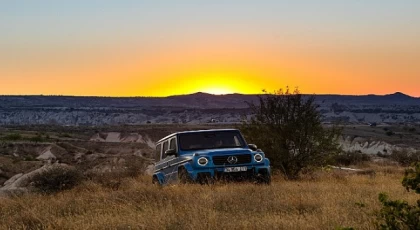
[[254, 154, 263, 163], [197, 157, 208, 166]]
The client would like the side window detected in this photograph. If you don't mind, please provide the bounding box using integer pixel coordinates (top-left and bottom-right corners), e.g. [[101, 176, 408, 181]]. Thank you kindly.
[[155, 144, 162, 161], [169, 138, 177, 152], [161, 141, 169, 159]]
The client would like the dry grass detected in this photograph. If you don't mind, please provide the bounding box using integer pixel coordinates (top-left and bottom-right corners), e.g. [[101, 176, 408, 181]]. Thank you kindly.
[[0, 166, 418, 230]]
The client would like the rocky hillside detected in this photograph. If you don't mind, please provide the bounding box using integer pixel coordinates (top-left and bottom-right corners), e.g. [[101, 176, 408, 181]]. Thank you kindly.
[[1, 92, 420, 125]]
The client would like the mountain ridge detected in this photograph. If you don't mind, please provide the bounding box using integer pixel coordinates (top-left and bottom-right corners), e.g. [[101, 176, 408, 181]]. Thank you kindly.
[[1, 91, 420, 125], [0, 91, 417, 99]]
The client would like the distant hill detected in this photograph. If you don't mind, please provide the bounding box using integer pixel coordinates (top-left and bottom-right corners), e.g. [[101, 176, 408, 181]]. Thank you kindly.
[[0, 93, 256, 109], [1, 92, 420, 125], [1, 92, 419, 109]]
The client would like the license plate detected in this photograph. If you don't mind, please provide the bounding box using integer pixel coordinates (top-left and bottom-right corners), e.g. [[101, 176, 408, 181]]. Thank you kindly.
[[224, 166, 248, 172]]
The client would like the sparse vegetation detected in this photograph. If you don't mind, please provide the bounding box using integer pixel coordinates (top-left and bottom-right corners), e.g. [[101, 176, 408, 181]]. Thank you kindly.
[[386, 130, 395, 136], [390, 150, 420, 166], [2, 133, 22, 141], [334, 151, 371, 166], [376, 163, 420, 229], [31, 166, 83, 194], [0, 165, 417, 229], [28, 134, 46, 143], [59, 133, 72, 138], [241, 88, 342, 179], [1, 124, 419, 229], [403, 163, 420, 193], [23, 155, 37, 161]]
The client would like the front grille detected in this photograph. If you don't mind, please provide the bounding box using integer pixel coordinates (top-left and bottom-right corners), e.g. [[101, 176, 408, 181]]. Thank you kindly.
[[212, 154, 252, 165]]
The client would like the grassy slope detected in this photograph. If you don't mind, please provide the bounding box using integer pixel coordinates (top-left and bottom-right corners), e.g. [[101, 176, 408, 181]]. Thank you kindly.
[[0, 165, 418, 230]]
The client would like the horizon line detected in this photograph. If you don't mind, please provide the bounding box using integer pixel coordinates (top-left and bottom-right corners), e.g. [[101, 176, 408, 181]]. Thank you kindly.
[[0, 91, 417, 98]]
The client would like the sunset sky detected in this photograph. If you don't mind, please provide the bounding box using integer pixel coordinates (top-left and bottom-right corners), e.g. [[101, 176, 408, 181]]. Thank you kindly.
[[1, 1, 419, 96]]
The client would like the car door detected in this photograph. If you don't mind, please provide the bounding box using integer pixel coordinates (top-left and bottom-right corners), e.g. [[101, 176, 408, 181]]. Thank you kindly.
[[160, 140, 171, 183], [166, 137, 179, 182], [160, 139, 180, 184], [153, 143, 165, 172]]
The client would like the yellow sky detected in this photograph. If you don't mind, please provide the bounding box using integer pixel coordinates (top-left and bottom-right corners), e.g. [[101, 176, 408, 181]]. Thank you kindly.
[[2, 36, 419, 97]]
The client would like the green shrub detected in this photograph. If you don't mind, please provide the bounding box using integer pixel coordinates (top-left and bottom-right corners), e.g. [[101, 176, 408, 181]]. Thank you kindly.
[[2, 133, 22, 141], [28, 135, 45, 143], [59, 133, 72, 138], [386, 130, 394, 136], [23, 155, 36, 161], [403, 163, 420, 193], [377, 193, 420, 230], [240, 87, 342, 180], [32, 166, 83, 194], [377, 162, 420, 229]]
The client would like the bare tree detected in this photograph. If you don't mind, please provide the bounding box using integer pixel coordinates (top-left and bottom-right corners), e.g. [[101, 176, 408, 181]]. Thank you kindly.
[[241, 87, 341, 179]]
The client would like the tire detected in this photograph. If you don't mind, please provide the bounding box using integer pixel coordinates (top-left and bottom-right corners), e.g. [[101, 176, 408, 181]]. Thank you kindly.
[[178, 168, 191, 184], [256, 172, 271, 185], [152, 176, 160, 186], [197, 173, 214, 185]]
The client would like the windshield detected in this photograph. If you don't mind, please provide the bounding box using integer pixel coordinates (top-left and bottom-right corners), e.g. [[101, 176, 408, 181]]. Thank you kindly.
[[179, 131, 246, 151]]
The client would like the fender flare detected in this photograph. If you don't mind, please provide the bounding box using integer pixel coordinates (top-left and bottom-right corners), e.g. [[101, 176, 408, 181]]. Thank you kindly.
[[153, 172, 165, 185], [264, 158, 271, 167], [178, 161, 194, 173], [177, 161, 195, 179]]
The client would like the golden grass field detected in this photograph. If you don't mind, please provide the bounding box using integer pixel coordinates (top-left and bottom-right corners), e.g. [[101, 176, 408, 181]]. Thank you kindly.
[[0, 164, 418, 230]]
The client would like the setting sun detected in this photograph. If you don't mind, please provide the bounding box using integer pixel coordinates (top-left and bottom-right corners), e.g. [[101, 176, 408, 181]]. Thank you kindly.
[[200, 87, 234, 95]]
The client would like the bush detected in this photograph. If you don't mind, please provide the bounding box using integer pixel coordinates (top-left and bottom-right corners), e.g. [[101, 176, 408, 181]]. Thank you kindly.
[[23, 155, 36, 161], [28, 135, 45, 143], [334, 151, 371, 166], [241, 87, 342, 180], [390, 150, 420, 166], [59, 133, 72, 138], [403, 163, 420, 193], [386, 130, 394, 136], [377, 163, 420, 229], [2, 133, 22, 141], [32, 166, 83, 194], [377, 193, 420, 230], [377, 152, 390, 158]]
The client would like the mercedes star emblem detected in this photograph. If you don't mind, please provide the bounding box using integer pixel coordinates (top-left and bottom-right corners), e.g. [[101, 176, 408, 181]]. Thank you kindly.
[[227, 156, 238, 164]]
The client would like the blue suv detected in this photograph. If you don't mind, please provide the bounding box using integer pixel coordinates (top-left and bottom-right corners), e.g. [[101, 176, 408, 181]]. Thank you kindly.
[[152, 129, 271, 185]]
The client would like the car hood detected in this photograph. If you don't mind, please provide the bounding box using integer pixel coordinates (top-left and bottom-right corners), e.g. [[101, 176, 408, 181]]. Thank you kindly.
[[193, 148, 253, 156]]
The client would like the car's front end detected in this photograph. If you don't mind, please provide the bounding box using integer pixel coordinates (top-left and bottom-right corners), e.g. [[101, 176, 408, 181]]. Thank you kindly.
[[184, 148, 271, 184]]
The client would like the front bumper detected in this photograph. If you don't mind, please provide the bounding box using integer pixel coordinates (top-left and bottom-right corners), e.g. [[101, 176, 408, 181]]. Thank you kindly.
[[190, 165, 270, 182]]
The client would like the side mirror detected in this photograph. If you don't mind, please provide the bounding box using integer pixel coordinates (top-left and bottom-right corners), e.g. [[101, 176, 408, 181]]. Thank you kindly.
[[248, 144, 258, 151], [165, 149, 177, 156]]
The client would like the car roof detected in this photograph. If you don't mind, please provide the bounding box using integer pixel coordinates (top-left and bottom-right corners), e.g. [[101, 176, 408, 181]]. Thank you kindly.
[[156, 129, 239, 143]]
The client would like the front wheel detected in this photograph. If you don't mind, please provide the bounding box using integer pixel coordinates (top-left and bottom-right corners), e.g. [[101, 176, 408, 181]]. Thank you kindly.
[[152, 176, 161, 186], [255, 172, 271, 185], [178, 168, 192, 184]]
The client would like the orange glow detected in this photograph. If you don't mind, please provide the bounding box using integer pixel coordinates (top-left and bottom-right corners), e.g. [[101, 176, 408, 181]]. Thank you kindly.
[[138, 67, 270, 97], [1, 2, 420, 97], [1, 35, 419, 97]]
